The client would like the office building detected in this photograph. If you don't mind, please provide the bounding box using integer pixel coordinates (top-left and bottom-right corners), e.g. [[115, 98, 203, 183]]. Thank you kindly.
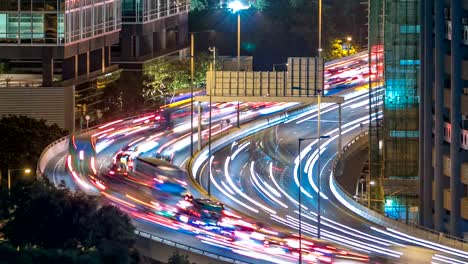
[[0, 0, 121, 86], [0, 0, 189, 131], [368, 0, 468, 237], [419, 0, 468, 237]]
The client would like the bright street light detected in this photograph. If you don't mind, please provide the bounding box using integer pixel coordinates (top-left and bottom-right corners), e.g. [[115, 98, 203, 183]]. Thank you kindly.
[[347, 36, 352, 42], [227, 0, 249, 13], [228, 0, 249, 128], [7, 168, 32, 195]]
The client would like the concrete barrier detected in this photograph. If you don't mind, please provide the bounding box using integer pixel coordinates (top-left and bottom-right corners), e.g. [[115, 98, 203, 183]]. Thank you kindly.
[[330, 132, 468, 251]]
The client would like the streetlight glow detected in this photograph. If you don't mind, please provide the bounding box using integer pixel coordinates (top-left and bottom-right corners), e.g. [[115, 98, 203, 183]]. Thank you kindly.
[[228, 0, 249, 13], [347, 36, 352, 42], [24, 169, 31, 174]]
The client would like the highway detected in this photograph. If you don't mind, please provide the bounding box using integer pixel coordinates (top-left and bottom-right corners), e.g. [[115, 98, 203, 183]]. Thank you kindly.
[[43, 99, 309, 263], [38, 53, 468, 263], [194, 88, 468, 263]]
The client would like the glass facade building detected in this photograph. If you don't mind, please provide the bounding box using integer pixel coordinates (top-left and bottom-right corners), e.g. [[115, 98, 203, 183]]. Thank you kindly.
[[0, 0, 121, 45], [370, 0, 468, 237], [121, 0, 189, 24], [368, 0, 420, 213]]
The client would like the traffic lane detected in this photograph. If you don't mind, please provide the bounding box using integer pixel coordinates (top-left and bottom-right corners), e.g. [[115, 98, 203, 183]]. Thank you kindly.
[[44, 150, 78, 191], [197, 134, 393, 260], [99, 166, 287, 264], [133, 220, 276, 264], [276, 121, 468, 262]]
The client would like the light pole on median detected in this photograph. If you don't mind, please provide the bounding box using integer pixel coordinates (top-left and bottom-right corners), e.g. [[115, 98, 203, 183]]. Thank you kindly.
[[190, 30, 215, 157], [7, 168, 31, 196], [207, 46, 216, 196], [297, 135, 330, 264], [228, 1, 249, 128]]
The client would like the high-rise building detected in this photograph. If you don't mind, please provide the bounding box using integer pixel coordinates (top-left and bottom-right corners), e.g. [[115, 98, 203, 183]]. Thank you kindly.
[[0, 0, 121, 86], [0, 0, 189, 132], [419, 0, 468, 237], [369, 0, 468, 237]]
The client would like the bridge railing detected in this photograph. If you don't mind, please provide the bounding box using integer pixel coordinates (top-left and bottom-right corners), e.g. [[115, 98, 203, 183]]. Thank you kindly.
[[330, 131, 468, 251], [134, 229, 252, 264]]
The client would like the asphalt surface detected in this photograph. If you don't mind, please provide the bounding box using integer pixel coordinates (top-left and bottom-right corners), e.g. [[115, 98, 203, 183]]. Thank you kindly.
[[40, 53, 468, 264], [196, 89, 468, 263]]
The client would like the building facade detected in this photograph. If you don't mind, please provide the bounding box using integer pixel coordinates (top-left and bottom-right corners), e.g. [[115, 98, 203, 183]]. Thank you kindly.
[[420, 0, 468, 237], [0, 0, 190, 132], [369, 0, 468, 237], [115, 0, 189, 64], [0, 0, 121, 86]]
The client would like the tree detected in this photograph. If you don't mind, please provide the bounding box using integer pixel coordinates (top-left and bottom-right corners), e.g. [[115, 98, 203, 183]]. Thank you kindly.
[[86, 205, 135, 249], [3, 181, 97, 249], [190, 0, 209, 11], [168, 251, 191, 264], [0, 115, 67, 177], [324, 38, 357, 60], [143, 54, 213, 104], [1, 180, 137, 264]]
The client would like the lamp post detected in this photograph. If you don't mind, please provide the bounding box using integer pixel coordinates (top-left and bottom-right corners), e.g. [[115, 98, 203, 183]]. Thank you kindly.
[[207, 46, 216, 196], [228, 1, 249, 128], [190, 30, 215, 156], [7, 168, 31, 196], [344, 36, 353, 56], [297, 135, 330, 263]]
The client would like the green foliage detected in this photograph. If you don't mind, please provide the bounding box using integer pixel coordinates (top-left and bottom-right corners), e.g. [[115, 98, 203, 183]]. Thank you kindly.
[[143, 53, 213, 103], [167, 251, 191, 264], [0, 180, 138, 264], [324, 38, 357, 60], [190, 0, 209, 11], [101, 72, 145, 118], [251, 0, 269, 10], [0, 115, 67, 172], [0, 60, 9, 75], [0, 242, 101, 264]]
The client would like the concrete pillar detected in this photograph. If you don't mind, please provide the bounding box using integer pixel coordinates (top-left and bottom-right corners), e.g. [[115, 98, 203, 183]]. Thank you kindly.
[[134, 36, 141, 58], [42, 53, 54, 87], [74, 55, 78, 79], [107, 46, 112, 66], [160, 29, 167, 51], [423, 0, 434, 229], [449, 0, 462, 237], [86, 51, 90, 75], [101, 47, 105, 73], [418, 0, 425, 226], [434, 0, 445, 232]]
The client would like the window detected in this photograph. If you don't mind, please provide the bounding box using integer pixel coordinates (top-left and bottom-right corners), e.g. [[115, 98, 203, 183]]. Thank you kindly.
[[400, 25, 420, 34]]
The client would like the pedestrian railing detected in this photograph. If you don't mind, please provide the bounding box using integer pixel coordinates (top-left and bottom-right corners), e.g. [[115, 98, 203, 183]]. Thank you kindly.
[[134, 229, 252, 264], [330, 131, 468, 251]]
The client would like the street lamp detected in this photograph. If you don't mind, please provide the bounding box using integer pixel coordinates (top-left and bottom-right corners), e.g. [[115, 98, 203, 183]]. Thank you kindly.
[[344, 36, 353, 56], [207, 46, 217, 196], [190, 30, 215, 157], [228, 0, 249, 128], [297, 135, 330, 263], [7, 168, 31, 196]]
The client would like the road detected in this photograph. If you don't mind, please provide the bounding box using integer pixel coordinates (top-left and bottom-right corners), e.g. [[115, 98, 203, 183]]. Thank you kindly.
[[38, 53, 443, 263], [195, 88, 468, 263]]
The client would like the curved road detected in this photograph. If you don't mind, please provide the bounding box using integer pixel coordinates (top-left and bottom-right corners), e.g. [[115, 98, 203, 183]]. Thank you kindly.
[[195, 89, 468, 263], [39, 54, 456, 263]]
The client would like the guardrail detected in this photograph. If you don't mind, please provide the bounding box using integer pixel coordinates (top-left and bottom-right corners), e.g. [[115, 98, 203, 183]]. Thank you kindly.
[[330, 131, 468, 251], [134, 229, 252, 264]]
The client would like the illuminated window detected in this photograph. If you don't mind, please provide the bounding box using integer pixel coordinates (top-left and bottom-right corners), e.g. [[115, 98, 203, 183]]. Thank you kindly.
[[400, 25, 420, 34]]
